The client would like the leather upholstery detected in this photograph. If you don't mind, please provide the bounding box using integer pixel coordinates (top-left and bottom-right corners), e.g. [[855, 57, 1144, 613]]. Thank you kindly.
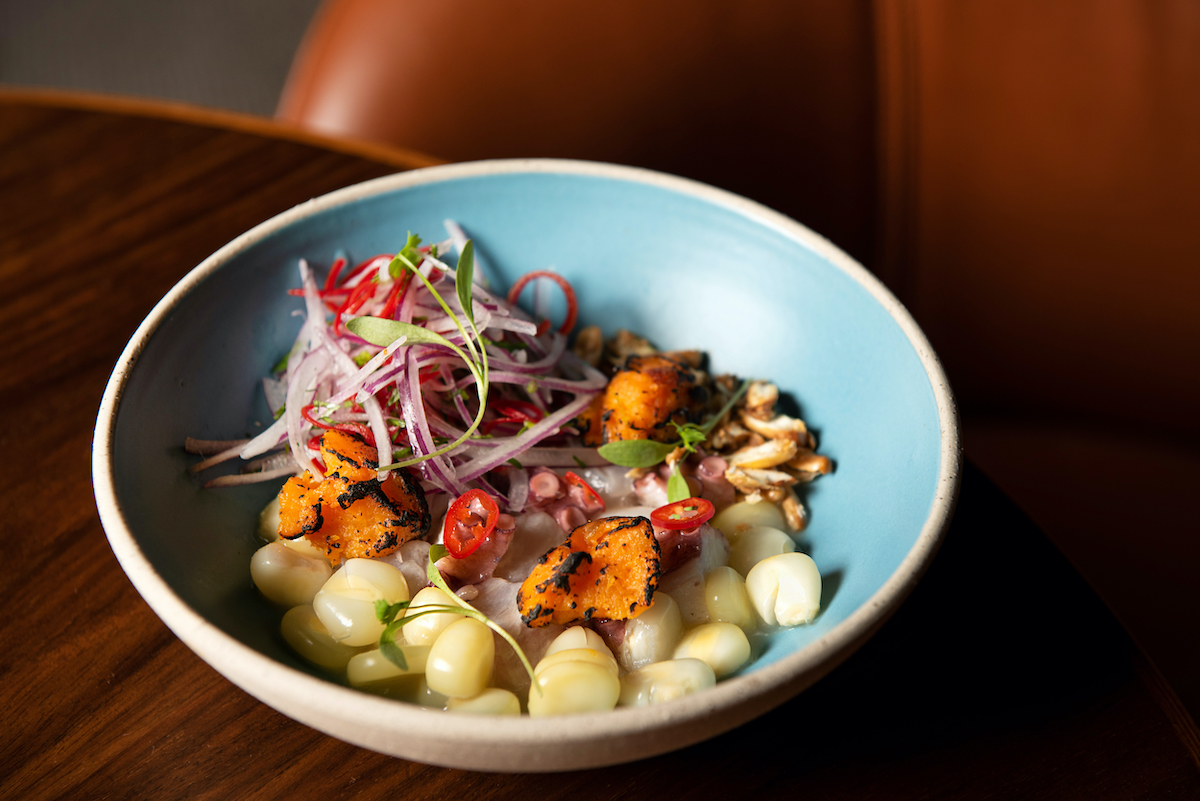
[[279, 0, 1200, 717]]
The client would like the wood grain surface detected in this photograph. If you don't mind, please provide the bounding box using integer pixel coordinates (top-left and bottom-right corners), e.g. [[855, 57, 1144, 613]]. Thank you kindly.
[[1, 91, 1197, 800]]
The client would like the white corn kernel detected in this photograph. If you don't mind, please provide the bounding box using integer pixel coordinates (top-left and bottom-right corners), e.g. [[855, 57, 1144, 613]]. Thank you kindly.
[[728, 525, 795, 577], [281, 535, 327, 560], [705, 566, 757, 632], [346, 645, 431, 686], [543, 626, 610, 658], [251, 542, 333, 607], [673, 622, 751, 677], [280, 605, 362, 671], [401, 587, 462, 646], [535, 647, 619, 680], [425, 617, 494, 699], [445, 688, 522, 716], [618, 658, 716, 707], [620, 592, 683, 673], [312, 559, 410, 646], [258, 496, 281, 541], [745, 552, 822, 626], [711, 500, 787, 537], [527, 660, 620, 717]]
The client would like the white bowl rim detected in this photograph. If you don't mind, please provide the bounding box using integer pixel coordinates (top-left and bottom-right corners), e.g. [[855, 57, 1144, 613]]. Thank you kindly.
[[92, 157, 961, 768]]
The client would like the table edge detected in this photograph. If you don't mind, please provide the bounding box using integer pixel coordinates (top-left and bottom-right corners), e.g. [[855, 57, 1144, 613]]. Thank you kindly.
[[0, 85, 444, 171]]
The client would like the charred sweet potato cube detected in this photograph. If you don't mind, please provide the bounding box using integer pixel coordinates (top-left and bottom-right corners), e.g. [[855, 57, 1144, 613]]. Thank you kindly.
[[600, 354, 704, 443], [276, 432, 429, 565], [319, 429, 379, 482], [517, 516, 661, 627]]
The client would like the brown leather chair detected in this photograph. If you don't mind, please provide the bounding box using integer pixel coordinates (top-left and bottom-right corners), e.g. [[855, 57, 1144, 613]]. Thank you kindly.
[[279, 0, 1200, 717]]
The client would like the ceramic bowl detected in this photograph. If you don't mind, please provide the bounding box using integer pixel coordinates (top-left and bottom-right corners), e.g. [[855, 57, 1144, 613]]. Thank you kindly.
[[93, 159, 959, 771]]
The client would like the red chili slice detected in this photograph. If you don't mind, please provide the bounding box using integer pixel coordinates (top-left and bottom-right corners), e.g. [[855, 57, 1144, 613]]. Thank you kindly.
[[650, 497, 716, 531], [564, 471, 606, 513], [323, 256, 347, 291], [506, 270, 579, 335], [444, 489, 500, 559]]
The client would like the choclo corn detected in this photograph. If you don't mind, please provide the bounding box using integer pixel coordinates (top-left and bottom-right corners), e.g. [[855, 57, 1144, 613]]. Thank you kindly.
[[673, 622, 751, 677], [445, 688, 521, 716], [527, 659, 620, 717], [543, 626, 609, 658], [618, 658, 716, 707], [705, 566, 756, 632], [728, 525, 795, 577], [346, 645, 431, 686], [257, 496, 281, 541], [535, 647, 619, 680], [745, 552, 822, 626], [251, 542, 332, 607], [279, 604, 362, 671], [401, 587, 462, 646], [620, 592, 683, 673], [711, 500, 787, 537], [312, 558, 410, 646], [425, 617, 494, 698]]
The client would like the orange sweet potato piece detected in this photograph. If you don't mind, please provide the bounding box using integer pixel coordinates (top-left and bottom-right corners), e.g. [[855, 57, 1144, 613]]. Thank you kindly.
[[319, 429, 379, 482], [276, 432, 429, 565], [577, 393, 605, 447], [600, 354, 704, 443], [517, 516, 661, 627]]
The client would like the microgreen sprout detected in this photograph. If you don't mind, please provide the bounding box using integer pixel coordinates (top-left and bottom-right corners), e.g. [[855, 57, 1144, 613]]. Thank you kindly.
[[373, 545, 538, 690], [347, 237, 491, 471]]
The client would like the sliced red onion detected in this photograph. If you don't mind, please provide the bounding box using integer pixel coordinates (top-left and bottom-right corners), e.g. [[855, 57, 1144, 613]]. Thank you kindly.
[[398, 353, 467, 495], [455, 393, 598, 482], [284, 349, 328, 476], [484, 334, 566, 374], [239, 414, 288, 461], [324, 334, 407, 407]]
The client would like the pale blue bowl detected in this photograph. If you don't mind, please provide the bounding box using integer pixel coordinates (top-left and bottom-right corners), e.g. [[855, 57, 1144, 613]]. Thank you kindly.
[[93, 160, 959, 771]]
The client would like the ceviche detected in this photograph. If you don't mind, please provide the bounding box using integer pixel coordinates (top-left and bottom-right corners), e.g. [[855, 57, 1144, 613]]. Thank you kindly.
[[188, 222, 832, 716]]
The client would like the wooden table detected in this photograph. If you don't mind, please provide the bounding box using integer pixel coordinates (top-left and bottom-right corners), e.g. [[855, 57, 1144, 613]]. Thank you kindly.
[[2, 89, 1198, 800]]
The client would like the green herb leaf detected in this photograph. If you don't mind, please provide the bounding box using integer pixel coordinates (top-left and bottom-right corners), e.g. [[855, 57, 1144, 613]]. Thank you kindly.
[[388, 232, 423, 278], [379, 622, 408, 670], [455, 240, 475, 325], [572, 455, 586, 468], [597, 439, 677, 468], [347, 317, 447, 349], [374, 598, 410, 625], [507, 458, 523, 468], [666, 466, 691, 503], [271, 352, 290, 374]]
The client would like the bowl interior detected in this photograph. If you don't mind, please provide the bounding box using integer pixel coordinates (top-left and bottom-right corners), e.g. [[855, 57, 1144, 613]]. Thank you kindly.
[[107, 163, 946, 717]]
